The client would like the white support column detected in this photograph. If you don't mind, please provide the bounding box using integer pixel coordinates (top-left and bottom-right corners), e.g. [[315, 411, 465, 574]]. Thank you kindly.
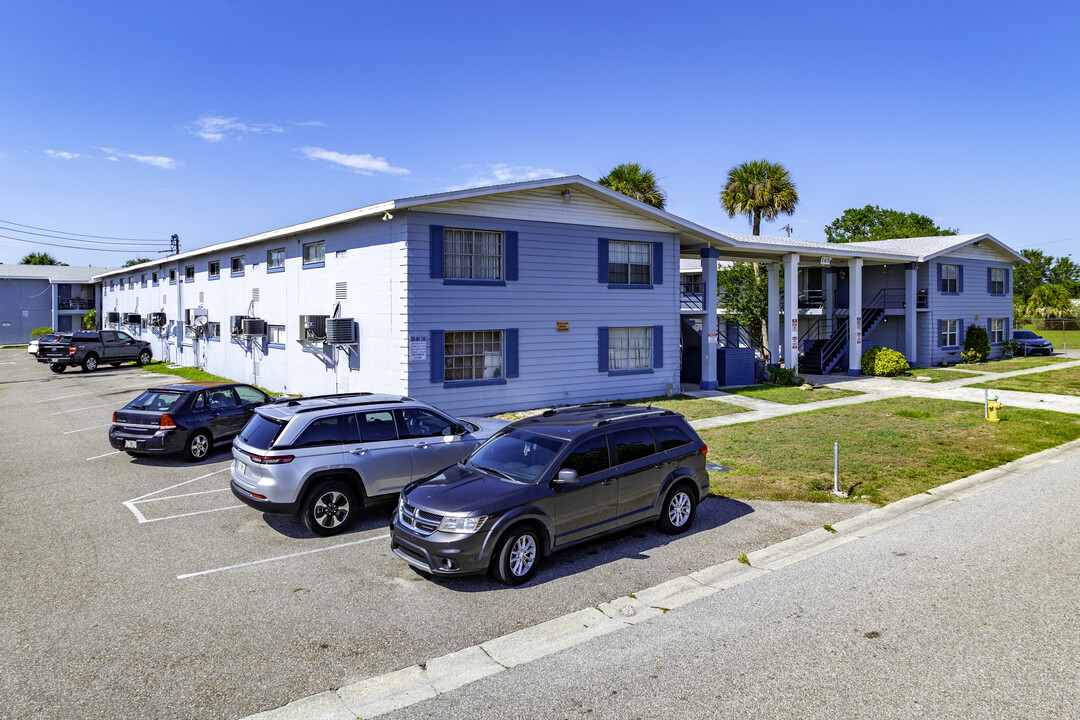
[[700, 248, 720, 390], [905, 262, 918, 365], [848, 258, 864, 375], [784, 254, 800, 369], [767, 263, 780, 364]]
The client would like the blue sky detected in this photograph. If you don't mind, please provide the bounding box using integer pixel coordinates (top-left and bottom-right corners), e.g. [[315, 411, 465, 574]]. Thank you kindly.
[[1, 0, 1078, 267]]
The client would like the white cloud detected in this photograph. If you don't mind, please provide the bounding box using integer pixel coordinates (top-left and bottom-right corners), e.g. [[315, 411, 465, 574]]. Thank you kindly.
[[99, 147, 181, 169], [445, 164, 566, 191], [45, 149, 84, 160], [300, 146, 410, 175], [189, 116, 284, 142], [290, 121, 328, 128]]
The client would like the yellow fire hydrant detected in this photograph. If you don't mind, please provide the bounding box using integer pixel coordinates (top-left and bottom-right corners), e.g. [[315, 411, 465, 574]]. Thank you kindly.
[[987, 392, 1002, 423]]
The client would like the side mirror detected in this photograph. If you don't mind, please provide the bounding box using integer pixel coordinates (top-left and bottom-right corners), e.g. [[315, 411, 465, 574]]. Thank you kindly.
[[553, 469, 579, 485]]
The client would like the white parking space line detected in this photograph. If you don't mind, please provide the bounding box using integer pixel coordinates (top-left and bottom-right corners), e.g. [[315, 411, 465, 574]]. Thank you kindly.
[[139, 504, 246, 524], [38, 392, 96, 403], [87, 451, 121, 460], [123, 468, 234, 523], [176, 534, 390, 580], [136, 487, 231, 503], [65, 423, 112, 434], [127, 468, 230, 503], [51, 403, 115, 415]]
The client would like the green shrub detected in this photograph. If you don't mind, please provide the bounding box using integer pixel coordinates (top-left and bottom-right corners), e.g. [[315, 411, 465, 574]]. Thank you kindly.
[[83, 309, 97, 330], [963, 324, 990, 362], [765, 364, 804, 386], [30, 327, 53, 339], [861, 346, 910, 377]]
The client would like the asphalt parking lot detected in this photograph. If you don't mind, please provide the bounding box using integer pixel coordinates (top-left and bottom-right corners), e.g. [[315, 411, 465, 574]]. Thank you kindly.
[[0, 348, 870, 720]]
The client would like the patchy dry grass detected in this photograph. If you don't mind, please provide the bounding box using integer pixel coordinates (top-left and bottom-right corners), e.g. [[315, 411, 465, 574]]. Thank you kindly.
[[956, 356, 1070, 373], [700, 397, 1080, 506], [723, 384, 863, 405], [495, 395, 749, 422], [967, 366, 1080, 397], [892, 368, 983, 383]]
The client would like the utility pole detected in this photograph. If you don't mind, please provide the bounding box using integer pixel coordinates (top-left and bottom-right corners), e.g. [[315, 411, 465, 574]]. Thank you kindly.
[[170, 234, 180, 255], [780, 224, 793, 238]]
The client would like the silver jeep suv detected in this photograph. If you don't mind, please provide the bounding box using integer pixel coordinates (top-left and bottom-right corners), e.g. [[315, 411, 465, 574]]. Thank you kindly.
[[230, 393, 507, 536]]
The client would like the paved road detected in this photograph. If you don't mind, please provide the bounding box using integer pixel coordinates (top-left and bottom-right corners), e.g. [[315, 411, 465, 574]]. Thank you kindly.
[[375, 445, 1080, 720]]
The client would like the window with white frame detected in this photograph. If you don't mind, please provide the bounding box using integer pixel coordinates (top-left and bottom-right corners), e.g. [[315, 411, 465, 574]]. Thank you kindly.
[[208, 260, 220, 279], [268, 325, 286, 344], [990, 267, 1005, 294], [941, 319, 958, 347], [989, 318, 1005, 343], [609, 327, 652, 370], [940, 264, 958, 293], [302, 240, 325, 266], [609, 241, 651, 285], [184, 265, 195, 282], [444, 229, 502, 280], [267, 248, 285, 270], [231, 256, 245, 275], [445, 330, 502, 381]]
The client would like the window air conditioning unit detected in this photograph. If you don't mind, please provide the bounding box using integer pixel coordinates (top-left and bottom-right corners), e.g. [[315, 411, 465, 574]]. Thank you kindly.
[[149, 312, 167, 327], [107, 311, 120, 324], [241, 318, 267, 336], [299, 314, 329, 341], [325, 317, 356, 344], [185, 307, 208, 325], [230, 315, 246, 335], [123, 313, 141, 325]]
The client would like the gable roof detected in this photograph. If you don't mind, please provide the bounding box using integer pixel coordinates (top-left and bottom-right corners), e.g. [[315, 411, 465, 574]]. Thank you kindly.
[[715, 232, 1026, 264], [0, 265, 116, 282]]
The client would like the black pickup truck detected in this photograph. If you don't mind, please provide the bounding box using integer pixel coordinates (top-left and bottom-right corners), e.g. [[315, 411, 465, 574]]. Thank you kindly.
[[37, 330, 153, 373]]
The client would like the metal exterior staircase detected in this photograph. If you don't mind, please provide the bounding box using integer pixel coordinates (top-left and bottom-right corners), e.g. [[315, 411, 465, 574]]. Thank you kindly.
[[799, 290, 890, 374]]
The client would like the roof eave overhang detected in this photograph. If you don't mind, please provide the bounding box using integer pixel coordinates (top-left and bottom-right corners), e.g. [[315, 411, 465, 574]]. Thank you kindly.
[[919, 234, 1028, 264]]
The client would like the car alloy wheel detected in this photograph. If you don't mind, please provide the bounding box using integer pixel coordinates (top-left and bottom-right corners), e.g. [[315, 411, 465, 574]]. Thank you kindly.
[[138, 350, 151, 365], [508, 533, 536, 577], [657, 482, 696, 535], [183, 431, 212, 462], [314, 491, 350, 529], [302, 480, 358, 537], [667, 490, 692, 527], [492, 526, 541, 585]]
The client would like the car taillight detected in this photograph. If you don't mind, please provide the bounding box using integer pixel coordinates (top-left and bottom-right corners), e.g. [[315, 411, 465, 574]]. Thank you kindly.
[[112, 411, 117, 423], [700, 443, 708, 458], [248, 453, 294, 465], [68, 346, 77, 356], [159, 414, 177, 430]]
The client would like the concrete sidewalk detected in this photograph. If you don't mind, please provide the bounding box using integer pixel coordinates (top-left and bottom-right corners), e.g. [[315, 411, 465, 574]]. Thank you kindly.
[[683, 357, 1080, 430]]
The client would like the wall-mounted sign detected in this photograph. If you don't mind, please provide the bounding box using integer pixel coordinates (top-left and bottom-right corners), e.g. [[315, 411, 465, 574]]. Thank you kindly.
[[820, 257, 832, 265], [409, 335, 427, 361], [556, 321, 569, 332], [707, 333, 719, 345]]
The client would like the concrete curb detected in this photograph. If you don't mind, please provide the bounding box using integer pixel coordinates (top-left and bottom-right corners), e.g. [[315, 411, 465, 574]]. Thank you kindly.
[[241, 438, 1080, 720]]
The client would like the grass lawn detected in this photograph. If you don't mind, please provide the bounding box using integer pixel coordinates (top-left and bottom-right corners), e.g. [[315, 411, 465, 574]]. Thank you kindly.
[[956, 356, 1069, 373], [495, 395, 749, 422], [700, 397, 1080, 506], [892, 368, 983, 383], [723, 384, 863, 405], [142, 362, 282, 396], [1018, 323, 1080, 351], [968, 366, 1080, 397]]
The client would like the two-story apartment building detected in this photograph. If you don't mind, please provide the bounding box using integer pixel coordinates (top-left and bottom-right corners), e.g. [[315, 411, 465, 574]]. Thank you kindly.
[[0, 265, 110, 344]]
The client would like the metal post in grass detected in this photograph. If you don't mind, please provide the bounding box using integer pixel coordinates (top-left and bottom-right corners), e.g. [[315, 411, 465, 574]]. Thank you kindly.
[[831, 442, 846, 497], [984, 389, 989, 420]]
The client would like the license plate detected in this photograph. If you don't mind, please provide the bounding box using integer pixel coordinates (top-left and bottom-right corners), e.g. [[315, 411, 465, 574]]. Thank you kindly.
[[124, 440, 137, 449], [235, 460, 247, 475]]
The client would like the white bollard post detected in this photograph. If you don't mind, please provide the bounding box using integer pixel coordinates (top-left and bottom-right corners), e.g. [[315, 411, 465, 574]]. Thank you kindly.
[[833, 442, 839, 495]]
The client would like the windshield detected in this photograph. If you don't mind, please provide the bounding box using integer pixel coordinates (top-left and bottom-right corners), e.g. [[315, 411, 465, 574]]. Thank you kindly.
[[126, 390, 183, 412], [467, 428, 568, 483], [238, 413, 286, 450], [1013, 331, 1037, 339]]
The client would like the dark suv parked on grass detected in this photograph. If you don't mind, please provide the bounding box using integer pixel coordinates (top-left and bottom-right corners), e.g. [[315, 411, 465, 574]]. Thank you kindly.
[[390, 402, 710, 586]]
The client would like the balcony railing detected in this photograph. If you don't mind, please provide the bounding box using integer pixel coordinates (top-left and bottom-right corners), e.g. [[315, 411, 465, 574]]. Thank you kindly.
[[59, 298, 96, 311]]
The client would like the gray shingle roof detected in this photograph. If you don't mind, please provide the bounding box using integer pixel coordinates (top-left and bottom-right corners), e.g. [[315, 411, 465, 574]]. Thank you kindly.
[[0, 265, 116, 282]]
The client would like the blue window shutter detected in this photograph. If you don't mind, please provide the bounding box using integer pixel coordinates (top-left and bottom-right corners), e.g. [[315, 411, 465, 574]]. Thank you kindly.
[[1005, 317, 1011, 339], [598, 326, 609, 372], [505, 328, 519, 378], [938, 319, 944, 347], [987, 267, 992, 294], [505, 231, 518, 281], [430, 330, 445, 383], [958, 319, 964, 346], [958, 265, 964, 293], [652, 325, 664, 368], [1005, 269, 1010, 294], [597, 238, 609, 283], [429, 225, 444, 279], [936, 263, 941, 291], [652, 242, 664, 285]]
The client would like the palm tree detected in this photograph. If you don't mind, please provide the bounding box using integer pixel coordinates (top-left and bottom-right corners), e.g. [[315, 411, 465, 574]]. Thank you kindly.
[[20, 251, 61, 265], [1025, 284, 1073, 320], [598, 163, 667, 209], [719, 159, 799, 235]]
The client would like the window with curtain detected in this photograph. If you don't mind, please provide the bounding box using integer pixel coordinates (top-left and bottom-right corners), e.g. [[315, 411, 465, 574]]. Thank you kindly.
[[444, 229, 502, 280], [989, 318, 1004, 343], [303, 240, 325, 266], [608, 241, 651, 285], [445, 330, 503, 381], [940, 264, 958, 293], [941, 319, 958, 346], [609, 327, 651, 370], [990, 268, 1005, 294], [267, 248, 285, 270]]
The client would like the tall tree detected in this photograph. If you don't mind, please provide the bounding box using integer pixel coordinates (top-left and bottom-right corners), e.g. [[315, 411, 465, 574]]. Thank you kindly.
[[1013, 249, 1053, 303], [1048, 256, 1080, 297], [824, 205, 957, 243], [123, 257, 152, 267], [598, 163, 667, 209], [719, 159, 799, 236], [716, 262, 769, 350], [1024, 284, 1073, 320], [20, 251, 62, 265]]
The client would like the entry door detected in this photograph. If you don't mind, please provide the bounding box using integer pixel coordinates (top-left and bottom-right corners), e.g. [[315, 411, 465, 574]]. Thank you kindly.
[[553, 434, 618, 546], [57, 315, 72, 332]]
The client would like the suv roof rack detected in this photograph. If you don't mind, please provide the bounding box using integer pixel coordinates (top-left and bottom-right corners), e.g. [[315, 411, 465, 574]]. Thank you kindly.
[[541, 401, 626, 417], [593, 408, 676, 426], [273, 393, 414, 415]]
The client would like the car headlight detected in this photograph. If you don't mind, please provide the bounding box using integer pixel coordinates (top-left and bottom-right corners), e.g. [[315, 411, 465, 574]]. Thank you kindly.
[[437, 515, 488, 534]]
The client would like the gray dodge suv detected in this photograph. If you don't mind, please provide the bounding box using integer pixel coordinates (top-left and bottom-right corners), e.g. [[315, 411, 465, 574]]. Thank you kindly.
[[230, 393, 507, 535], [390, 402, 710, 585]]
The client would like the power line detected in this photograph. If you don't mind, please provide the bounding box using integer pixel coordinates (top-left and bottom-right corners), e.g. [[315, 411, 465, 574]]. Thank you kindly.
[[0, 218, 169, 243], [0, 233, 168, 254], [0, 223, 170, 246]]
